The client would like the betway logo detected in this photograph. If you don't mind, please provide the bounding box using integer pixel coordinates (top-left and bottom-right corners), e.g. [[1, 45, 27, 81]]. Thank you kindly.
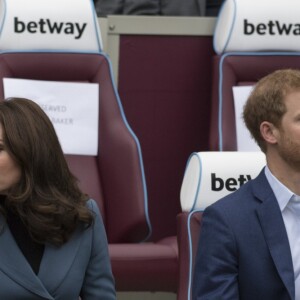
[[244, 19, 300, 35], [14, 17, 86, 39], [211, 173, 252, 192]]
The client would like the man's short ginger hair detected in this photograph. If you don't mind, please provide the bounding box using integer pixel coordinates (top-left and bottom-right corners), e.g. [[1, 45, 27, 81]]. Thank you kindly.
[[243, 69, 300, 152]]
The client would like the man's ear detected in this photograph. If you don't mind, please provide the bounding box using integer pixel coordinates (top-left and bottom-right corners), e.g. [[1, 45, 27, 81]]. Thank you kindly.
[[260, 121, 279, 145]]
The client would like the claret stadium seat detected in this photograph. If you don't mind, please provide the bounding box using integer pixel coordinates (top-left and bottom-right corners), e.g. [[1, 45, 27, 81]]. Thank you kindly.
[[209, 53, 300, 151], [177, 0, 300, 299], [209, 0, 300, 151], [0, 0, 178, 293], [177, 151, 265, 300]]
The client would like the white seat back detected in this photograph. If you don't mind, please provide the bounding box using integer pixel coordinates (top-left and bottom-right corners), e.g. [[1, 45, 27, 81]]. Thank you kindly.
[[0, 0, 102, 52], [180, 151, 266, 212]]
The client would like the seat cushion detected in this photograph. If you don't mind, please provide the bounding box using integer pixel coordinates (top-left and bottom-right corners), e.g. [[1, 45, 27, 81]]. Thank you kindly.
[[109, 236, 178, 292]]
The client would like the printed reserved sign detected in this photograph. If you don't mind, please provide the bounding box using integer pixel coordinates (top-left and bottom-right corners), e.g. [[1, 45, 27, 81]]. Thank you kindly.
[[214, 0, 300, 53], [0, 0, 102, 51], [180, 151, 266, 212], [3, 78, 99, 156]]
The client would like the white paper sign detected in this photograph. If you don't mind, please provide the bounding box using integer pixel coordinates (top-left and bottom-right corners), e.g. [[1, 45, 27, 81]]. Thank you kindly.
[[232, 86, 261, 152], [3, 78, 99, 156]]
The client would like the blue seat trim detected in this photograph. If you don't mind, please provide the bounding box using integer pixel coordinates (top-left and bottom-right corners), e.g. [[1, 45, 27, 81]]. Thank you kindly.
[[0, 0, 7, 40], [104, 53, 152, 241], [213, 0, 237, 54], [187, 209, 203, 300], [181, 152, 203, 212], [89, 0, 102, 52]]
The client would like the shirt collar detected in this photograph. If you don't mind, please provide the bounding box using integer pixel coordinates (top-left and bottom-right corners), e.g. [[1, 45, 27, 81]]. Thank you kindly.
[[264, 165, 293, 212]]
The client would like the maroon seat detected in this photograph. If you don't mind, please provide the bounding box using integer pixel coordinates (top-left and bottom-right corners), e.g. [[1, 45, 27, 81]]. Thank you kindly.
[[209, 53, 300, 151], [0, 52, 178, 292], [109, 236, 178, 291], [177, 52, 300, 300]]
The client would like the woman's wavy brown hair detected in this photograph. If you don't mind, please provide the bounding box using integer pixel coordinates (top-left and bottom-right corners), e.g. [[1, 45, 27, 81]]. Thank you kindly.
[[0, 97, 93, 246]]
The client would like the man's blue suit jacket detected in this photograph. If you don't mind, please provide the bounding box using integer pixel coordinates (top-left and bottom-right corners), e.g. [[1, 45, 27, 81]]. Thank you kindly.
[[192, 169, 295, 300], [0, 199, 116, 300]]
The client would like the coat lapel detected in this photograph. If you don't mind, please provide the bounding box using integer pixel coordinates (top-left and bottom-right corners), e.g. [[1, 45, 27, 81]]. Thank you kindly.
[[0, 214, 84, 299], [38, 224, 84, 295], [254, 171, 295, 300], [0, 215, 54, 299]]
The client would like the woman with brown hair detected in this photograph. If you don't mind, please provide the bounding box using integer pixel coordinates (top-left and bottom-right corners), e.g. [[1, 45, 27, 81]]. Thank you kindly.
[[0, 97, 116, 299]]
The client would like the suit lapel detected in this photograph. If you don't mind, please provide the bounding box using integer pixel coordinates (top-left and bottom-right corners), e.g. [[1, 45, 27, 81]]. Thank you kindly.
[[0, 215, 53, 299], [254, 172, 295, 300]]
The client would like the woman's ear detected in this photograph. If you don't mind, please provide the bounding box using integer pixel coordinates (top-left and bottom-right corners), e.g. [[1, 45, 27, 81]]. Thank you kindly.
[[260, 121, 279, 145]]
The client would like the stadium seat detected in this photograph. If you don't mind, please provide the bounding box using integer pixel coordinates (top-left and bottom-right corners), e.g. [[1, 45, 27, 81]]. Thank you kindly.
[[178, 51, 300, 298], [177, 151, 265, 300], [177, 0, 300, 298], [209, 53, 300, 151], [0, 50, 179, 292], [0, 0, 181, 292], [209, 0, 300, 150]]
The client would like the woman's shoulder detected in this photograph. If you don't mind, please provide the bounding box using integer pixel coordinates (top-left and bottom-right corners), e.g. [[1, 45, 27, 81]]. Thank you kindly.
[[86, 198, 99, 209], [86, 198, 102, 219]]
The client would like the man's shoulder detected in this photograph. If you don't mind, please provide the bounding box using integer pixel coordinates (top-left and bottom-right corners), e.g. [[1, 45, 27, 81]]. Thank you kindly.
[[208, 174, 261, 212]]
